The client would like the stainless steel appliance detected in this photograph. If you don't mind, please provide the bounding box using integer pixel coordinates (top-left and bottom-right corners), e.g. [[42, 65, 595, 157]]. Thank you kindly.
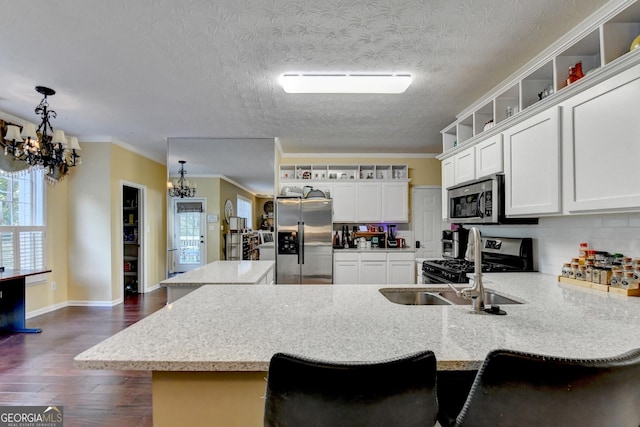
[[442, 229, 468, 259], [276, 197, 333, 284], [447, 175, 537, 225], [423, 237, 534, 284]]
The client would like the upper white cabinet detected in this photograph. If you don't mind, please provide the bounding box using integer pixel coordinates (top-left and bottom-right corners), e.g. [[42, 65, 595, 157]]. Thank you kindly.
[[357, 182, 382, 222], [382, 182, 409, 222], [475, 134, 504, 178], [562, 62, 640, 212], [504, 107, 561, 216], [453, 147, 476, 184], [441, 158, 454, 220], [332, 182, 357, 222]]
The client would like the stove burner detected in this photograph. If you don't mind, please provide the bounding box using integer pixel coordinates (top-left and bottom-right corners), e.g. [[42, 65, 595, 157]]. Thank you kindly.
[[422, 259, 526, 283]]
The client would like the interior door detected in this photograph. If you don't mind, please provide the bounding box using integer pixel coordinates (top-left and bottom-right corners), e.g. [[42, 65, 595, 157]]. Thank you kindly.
[[173, 198, 206, 273], [412, 187, 443, 259]]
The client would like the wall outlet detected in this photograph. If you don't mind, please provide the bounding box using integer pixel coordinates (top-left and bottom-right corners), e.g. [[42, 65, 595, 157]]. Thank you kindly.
[[50, 281, 56, 290]]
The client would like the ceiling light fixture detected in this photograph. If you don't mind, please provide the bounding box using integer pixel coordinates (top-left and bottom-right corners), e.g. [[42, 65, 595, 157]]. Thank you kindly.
[[1, 86, 81, 184], [168, 160, 197, 198], [279, 73, 412, 94]]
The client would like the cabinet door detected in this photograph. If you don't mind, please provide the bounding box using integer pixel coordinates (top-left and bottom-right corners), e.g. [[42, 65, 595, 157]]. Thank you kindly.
[[562, 63, 640, 213], [381, 182, 408, 222], [359, 261, 387, 284], [332, 182, 357, 222], [504, 107, 561, 216], [333, 261, 360, 284], [387, 257, 415, 284], [356, 182, 382, 222], [441, 159, 454, 220], [453, 146, 476, 185], [476, 134, 504, 178]]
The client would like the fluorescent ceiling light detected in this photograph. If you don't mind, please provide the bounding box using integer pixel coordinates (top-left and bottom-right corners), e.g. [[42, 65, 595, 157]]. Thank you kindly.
[[279, 73, 412, 94]]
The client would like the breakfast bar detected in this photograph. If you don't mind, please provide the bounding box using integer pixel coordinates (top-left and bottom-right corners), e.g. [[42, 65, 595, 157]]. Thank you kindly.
[[75, 272, 640, 426], [159, 260, 275, 302]]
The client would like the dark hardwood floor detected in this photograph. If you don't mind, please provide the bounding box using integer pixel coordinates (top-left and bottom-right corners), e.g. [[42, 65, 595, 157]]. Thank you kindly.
[[0, 288, 167, 427]]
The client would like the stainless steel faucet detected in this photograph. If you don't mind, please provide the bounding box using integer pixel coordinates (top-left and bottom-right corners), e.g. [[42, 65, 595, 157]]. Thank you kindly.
[[448, 227, 485, 312]]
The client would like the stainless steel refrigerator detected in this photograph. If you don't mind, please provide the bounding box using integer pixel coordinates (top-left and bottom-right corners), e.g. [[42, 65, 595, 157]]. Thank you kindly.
[[276, 197, 333, 284]]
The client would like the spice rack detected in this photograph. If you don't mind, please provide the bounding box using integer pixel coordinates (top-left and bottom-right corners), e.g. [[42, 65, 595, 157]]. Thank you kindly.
[[557, 276, 640, 296]]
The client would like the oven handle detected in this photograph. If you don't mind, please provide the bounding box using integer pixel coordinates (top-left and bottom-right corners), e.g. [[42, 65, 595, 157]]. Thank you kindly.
[[478, 192, 485, 218]]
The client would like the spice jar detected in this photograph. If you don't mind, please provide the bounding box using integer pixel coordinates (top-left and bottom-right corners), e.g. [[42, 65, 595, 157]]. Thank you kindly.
[[576, 265, 586, 281], [592, 267, 601, 284], [610, 267, 623, 287], [600, 267, 612, 285], [585, 261, 594, 282], [569, 262, 579, 279], [562, 263, 572, 278], [621, 272, 639, 289]]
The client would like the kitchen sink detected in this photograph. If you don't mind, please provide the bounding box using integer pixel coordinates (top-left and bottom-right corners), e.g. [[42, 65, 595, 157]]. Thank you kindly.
[[379, 288, 523, 306], [437, 290, 523, 305], [379, 289, 452, 305]]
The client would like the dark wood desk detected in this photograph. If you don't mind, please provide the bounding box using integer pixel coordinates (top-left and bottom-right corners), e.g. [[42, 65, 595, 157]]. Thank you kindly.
[[0, 269, 52, 333]]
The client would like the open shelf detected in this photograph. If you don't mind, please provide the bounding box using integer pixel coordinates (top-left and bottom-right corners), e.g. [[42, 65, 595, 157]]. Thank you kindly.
[[440, 0, 640, 154]]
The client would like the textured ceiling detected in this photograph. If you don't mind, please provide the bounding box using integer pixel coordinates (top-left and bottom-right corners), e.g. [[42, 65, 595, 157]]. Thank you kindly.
[[0, 0, 611, 193]]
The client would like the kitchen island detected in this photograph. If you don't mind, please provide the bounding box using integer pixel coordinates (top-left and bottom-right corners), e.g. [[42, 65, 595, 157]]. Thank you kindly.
[[159, 260, 274, 302], [75, 272, 640, 426]]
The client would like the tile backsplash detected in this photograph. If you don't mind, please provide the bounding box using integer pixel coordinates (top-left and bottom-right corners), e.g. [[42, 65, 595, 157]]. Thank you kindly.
[[477, 213, 640, 275]]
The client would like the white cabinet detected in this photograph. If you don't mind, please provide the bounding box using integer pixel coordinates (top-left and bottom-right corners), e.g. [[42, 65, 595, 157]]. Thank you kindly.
[[333, 251, 360, 285], [332, 182, 357, 222], [562, 63, 640, 213], [356, 182, 382, 222], [381, 181, 409, 222], [387, 252, 415, 284], [441, 158, 454, 220], [475, 134, 503, 178], [359, 252, 387, 285], [504, 107, 561, 216], [453, 146, 476, 185], [333, 251, 415, 284]]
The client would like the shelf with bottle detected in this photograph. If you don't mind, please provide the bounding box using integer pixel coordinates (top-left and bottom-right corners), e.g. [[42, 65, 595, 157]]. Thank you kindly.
[[279, 164, 408, 181]]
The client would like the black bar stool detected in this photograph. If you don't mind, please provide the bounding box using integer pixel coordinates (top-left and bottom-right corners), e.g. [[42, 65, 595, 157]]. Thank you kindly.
[[453, 348, 640, 427], [264, 350, 438, 427]]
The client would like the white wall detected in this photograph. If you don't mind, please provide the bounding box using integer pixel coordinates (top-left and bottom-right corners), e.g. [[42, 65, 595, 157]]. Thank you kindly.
[[477, 213, 640, 275]]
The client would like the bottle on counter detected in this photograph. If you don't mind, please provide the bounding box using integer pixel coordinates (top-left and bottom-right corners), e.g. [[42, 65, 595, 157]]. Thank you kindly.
[[562, 263, 572, 278], [585, 260, 594, 282], [610, 267, 623, 287], [578, 242, 590, 265]]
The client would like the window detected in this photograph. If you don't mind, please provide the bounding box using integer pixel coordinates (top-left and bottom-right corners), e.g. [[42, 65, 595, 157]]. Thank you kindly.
[[0, 168, 45, 270], [237, 196, 253, 230]]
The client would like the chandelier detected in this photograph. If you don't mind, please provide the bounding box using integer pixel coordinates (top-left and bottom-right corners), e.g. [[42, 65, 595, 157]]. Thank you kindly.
[[1, 86, 81, 184], [168, 160, 197, 198]]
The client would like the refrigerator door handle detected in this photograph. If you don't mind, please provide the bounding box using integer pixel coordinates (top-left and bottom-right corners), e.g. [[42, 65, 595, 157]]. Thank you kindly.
[[298, 221, 304, 265]]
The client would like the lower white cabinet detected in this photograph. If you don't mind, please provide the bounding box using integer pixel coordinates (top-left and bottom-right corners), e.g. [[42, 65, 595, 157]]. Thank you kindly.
[[333, 251, 360, 284], [359, 252, 388, 285], [333, 251, 415, 285], [387, 252, 416, 284], [504, 106, 561, 216]]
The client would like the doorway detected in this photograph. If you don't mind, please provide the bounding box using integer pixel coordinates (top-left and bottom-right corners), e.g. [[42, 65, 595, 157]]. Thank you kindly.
[[122, 183, 145, 296], [172, 198, 206, 273], [412, 187, 444, 259]]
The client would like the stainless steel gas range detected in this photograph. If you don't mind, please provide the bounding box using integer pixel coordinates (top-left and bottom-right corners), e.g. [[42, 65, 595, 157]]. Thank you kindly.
[[422, 236, 534, 284]]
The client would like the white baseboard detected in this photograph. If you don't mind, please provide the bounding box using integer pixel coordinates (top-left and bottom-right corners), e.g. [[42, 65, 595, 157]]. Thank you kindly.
[[26, 301, 69, 319], [145, 284, 160, 292], [67, 298, 123, 307]]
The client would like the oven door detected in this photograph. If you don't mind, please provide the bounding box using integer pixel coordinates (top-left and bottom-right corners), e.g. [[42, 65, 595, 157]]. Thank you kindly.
[[422, 271, 449, 284]]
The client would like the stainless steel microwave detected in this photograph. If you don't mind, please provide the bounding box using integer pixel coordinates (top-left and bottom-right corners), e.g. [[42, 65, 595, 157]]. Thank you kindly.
[[447, 175, 538, 225], [447, 175, 500, 224]]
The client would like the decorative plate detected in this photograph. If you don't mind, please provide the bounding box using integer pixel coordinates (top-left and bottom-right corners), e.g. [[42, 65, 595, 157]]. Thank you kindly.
[[264, 200, 274, 214], [302, 171, 311, 179]]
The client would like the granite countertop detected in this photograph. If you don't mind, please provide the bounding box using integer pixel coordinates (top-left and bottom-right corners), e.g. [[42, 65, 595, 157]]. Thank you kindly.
[[74, 272, 640, 372], [159, 261, 274, 287]]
